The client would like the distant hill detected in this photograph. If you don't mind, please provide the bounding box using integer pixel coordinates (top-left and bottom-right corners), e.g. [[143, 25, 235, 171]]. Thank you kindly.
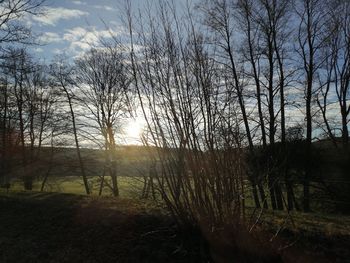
[[5, 145, 157, 179]]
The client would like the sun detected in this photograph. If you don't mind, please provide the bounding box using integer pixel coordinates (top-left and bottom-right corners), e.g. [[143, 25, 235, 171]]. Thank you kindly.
[[124, 116, 145, 141]]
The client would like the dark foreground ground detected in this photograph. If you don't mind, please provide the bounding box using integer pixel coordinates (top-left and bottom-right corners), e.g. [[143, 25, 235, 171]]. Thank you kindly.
[[0, 192, 204, 263], [0, 191, 349, 263]]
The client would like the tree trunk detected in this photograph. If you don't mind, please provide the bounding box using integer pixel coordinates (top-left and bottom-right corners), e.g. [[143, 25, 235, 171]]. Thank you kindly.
[[107, 125, 119, 197], [65, 89, 90, 195], [341, 106, 349, 147]]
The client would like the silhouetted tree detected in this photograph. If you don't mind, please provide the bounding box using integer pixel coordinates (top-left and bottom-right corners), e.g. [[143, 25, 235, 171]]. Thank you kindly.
[[50, 57, 90, 195], [295, 0, 330, 211], [75, 47, 132, 196]]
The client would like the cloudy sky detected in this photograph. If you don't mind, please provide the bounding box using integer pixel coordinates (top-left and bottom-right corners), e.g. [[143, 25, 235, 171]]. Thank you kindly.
[[25, 0, 151, 144], [27, 0, 144, 61], [21, 0, 190, 145]]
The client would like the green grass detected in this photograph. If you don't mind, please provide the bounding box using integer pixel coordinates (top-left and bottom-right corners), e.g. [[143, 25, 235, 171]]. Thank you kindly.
[[252, 207, 350, 236], [8, 176, 350, 237], [10, 175, 149, 198]]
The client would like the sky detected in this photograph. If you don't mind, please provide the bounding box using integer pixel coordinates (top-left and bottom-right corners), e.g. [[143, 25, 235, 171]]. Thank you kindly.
[[26, 0, 136, 61], [26, 0, 189, 62], [23, 0, 153, 144], [20, 0, 191, 145], [21, 0, 344, 145]]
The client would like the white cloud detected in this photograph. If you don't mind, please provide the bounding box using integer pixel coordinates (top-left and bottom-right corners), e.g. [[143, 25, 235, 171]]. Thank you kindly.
[[38, 32, 62, 44], [93, 5, 116, 11], [63, 26, 124, 55], [72, 1, 86, 5], [32, 7, 88, 26], [34, 47, 44, 53], [53, 48, 64, 55], [63, 27, 96, 51]]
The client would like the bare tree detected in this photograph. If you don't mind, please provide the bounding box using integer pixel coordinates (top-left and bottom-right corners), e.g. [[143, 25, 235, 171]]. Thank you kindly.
[[251, 0, 293, 210], [75, 47, 132, 196], [0, 0, 45, 51], [125, 2, 282, 260], [235, 0, 267, 147], [318, 1, 350, 148], [3, 49, 31, 188], [0, 0, 45, 188], [0, 48, 56, 189], [49, 58, 90, 195], [295, 0, 330, 211], [199, 0, 266, 209], [0, 75, 17, 186]]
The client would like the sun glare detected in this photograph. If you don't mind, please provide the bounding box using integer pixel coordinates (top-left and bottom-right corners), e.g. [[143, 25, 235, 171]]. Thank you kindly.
[[124, 116, 145, 141]]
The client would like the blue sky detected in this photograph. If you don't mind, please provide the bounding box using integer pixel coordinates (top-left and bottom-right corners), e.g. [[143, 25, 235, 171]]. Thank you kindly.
[[27, 0, 135, 61], [26, 0, 189, 62], [21, 0, 344, 144], [21, 0, 191, 145]]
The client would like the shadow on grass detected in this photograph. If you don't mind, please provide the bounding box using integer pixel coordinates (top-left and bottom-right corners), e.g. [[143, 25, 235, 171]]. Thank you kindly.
[[0, 191, 203, 263], [1, 191, 349, 262]]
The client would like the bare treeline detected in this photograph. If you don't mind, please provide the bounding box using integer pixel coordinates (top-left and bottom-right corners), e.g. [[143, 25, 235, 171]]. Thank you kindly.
[[124, 0, 349, 219]]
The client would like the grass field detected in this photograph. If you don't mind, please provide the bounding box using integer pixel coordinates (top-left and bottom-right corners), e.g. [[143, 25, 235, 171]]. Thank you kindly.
[[3, 149, 350, 262], [7, 178, 350, 237], [10, 176, 147, 198]]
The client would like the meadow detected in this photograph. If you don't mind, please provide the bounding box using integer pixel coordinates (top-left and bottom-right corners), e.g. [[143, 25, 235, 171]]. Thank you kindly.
[[1, 186, 350, 262], [2, 145, 350, 262]]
